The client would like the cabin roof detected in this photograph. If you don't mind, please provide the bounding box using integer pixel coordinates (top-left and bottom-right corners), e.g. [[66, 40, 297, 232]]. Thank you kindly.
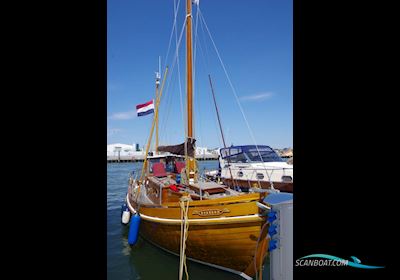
[[220, 145, 273, 150]]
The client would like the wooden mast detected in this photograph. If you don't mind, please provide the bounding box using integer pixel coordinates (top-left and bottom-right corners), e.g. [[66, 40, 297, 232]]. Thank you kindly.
[[186, 0, 196, 183]]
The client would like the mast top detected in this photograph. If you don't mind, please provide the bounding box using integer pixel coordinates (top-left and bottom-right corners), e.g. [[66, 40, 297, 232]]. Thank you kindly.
[[155, 56, 161, 85]]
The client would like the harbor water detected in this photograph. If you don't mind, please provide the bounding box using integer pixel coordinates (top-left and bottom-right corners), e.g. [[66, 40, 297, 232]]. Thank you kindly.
[[107, 161, 270, 279]]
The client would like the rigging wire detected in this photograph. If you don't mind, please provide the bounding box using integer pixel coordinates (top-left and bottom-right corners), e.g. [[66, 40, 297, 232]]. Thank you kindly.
[[163, 0, 182, 72], [159, 0, 181, 144], [159, 17, 187, 138], [173, 0, 186, 138], [195, 17, 224, 150], [159, 64, 177, 144], [198, 12, 211, 74], [198, 8, 268, 167]]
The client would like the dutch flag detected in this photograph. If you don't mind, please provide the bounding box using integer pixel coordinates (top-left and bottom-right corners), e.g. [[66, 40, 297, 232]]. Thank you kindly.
[[136, 100, 155, 117]]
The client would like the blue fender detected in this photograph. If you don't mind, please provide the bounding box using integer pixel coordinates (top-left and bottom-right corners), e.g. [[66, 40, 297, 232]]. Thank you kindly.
[[128, 213, 141, 245]]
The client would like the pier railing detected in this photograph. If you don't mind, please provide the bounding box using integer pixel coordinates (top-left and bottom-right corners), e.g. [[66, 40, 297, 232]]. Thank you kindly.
[[108, 154, 219, 163]]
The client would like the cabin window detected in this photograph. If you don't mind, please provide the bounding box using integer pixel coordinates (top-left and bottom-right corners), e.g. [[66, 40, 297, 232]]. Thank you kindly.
[[221, 147, 242, 158], [165, 158, 175, 173], [246, 148, 283, 162], [282, 175, 292, 182], [149, 158, 165, 173], [256, 173, 264, 180], [237, 171, 243, 177], [228, 153, 249, 163]]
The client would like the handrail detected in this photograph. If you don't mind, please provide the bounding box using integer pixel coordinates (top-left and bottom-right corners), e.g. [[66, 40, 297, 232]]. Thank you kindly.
[[203, 166, 293, 173], [201, 166, 293, 188]]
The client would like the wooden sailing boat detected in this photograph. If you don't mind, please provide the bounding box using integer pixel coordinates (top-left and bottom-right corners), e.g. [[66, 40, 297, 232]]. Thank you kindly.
[[126, 1, 274, 278]]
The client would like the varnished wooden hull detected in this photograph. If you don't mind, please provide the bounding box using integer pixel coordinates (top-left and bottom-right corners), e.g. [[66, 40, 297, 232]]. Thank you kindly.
[[127, 192, 269, 278], [140, 220, 267, 277]]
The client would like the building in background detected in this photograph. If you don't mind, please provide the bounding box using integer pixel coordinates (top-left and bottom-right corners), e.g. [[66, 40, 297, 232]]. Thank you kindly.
[[107, 143, 218, 161]]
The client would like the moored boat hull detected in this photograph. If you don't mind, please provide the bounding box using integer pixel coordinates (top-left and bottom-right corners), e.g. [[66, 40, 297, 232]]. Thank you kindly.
[[139, 217, 267, 278], [127, 190, 270, 278]]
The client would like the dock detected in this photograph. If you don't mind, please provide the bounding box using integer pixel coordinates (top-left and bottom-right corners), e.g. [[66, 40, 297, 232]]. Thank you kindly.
[[107, 154, 219, 163]]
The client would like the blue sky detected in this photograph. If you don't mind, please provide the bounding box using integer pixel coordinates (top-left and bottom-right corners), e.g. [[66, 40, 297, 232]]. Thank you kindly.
[[108, 0, 292, 149]]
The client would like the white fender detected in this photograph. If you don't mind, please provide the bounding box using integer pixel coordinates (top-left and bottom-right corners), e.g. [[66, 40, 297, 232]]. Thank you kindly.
[[122, 210, 131, 225]]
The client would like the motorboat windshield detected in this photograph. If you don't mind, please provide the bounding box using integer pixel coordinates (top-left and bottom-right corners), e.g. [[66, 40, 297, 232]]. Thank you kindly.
[[220, 145, 283, 163]]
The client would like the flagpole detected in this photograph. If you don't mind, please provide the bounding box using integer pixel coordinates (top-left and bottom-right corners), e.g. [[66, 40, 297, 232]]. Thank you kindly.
[[139, 67, 169, 183], [155, 56, 161, 154]]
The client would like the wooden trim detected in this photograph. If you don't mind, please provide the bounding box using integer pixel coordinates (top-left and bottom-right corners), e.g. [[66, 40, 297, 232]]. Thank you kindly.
[[162, 192, 260, 207], [140, 201, 259, 219], [138, 213, 264, 225]]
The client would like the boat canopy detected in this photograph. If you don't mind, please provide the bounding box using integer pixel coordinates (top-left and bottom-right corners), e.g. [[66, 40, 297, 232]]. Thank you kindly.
[[158, 138, 196, 157], [220, 145, 283, 163]]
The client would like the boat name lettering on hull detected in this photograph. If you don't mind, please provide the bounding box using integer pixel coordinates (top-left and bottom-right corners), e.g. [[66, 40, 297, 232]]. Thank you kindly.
[[192, 208, 230, 217]]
